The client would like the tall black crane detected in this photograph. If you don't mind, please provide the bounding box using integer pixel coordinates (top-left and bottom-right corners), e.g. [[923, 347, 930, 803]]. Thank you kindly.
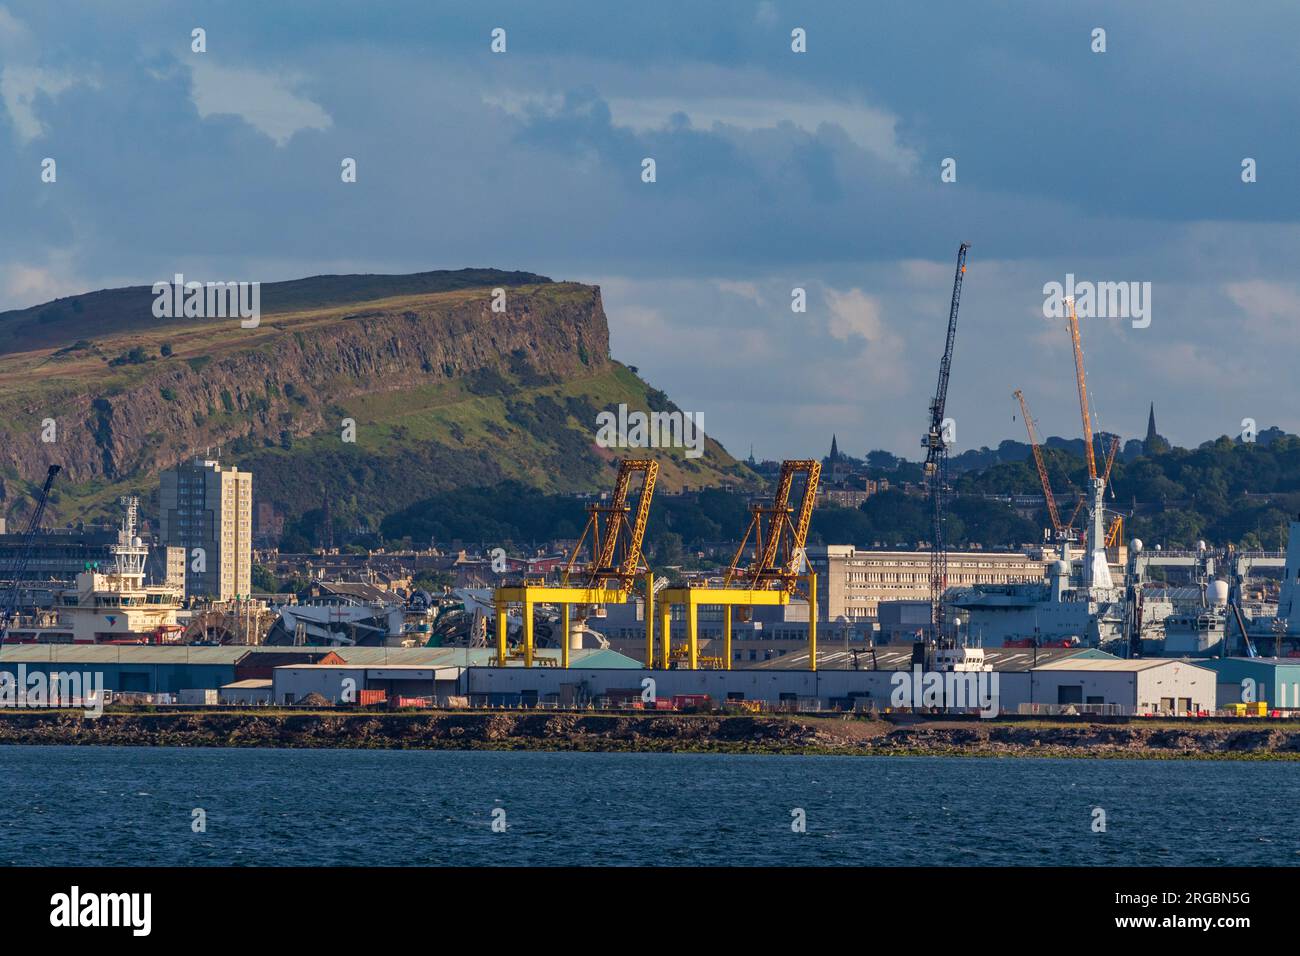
[[0, 464, 61, 643], [922, 243, 969, 639]]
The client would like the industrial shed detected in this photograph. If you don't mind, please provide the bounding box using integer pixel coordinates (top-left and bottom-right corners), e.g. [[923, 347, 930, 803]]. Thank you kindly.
[[0, 644, 481, 695], [219, 679, 274, 705], [465, 647, 1116, 713], [1029, 658, 1215, 715], [0, 644, 327, 694], [1199, 657, 1300, 710], [272, 647, 643, 705]]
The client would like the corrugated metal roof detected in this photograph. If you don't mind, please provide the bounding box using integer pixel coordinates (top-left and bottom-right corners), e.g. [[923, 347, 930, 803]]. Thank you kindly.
[[221, 679, 273, 688], [0, 645, 254, 664], [0, 644, 412, 665], [0, 644, 642, 669], [751, 645, 1108, 672], [1031, 657, 1212, 672], [1184, 657, 1300, 671]]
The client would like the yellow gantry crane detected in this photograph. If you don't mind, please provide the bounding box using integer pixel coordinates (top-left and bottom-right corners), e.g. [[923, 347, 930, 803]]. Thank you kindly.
[[656, 459, 821, 671], [494, 458, 658, 667]]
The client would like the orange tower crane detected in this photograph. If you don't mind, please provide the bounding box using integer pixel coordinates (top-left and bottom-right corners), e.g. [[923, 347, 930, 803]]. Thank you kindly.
[[1066, 298, 1098, 483], [1065, 297, 1124, 580], [1012, 389, 1068, 539]]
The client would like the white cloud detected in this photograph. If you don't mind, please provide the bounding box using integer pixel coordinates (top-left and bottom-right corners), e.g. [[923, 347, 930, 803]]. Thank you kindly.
[[1, 257, 88, 309], [823, 286, 905, 386], [715, 279, 764, 306], [0, 66, 84, 142], [606, 94, 917, 172], [1225, 279, 1300, 344], [483, 83, 917, 173], [189, 62, 331, 146], [0, 6, 33, 56], [824, 286, 884, 342]]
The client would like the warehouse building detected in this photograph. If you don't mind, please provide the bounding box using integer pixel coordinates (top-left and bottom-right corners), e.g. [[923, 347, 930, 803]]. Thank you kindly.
[[0, 644, 514, 695], [1029, 658, 1215, 715], [1199, 657, 1300, 710], [219, 679, 274, 705], [271, 647, 642, 705], [465, 646, 1117, 714]]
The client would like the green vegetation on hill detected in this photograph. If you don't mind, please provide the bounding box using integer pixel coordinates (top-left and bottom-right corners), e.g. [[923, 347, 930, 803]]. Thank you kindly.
[[261, 362, 754, 547], [952, 434, 1300, 549], [374, 434, 1300, 555], [0, 270, 756, 530], [0, 268, 552, 357]]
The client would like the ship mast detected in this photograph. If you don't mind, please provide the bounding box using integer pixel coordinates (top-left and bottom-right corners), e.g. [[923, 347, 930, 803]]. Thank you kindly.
[[111, 496, 148, 584]]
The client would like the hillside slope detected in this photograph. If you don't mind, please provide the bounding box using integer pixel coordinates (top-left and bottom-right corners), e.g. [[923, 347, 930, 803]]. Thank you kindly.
[[0, 270, 755, 529]]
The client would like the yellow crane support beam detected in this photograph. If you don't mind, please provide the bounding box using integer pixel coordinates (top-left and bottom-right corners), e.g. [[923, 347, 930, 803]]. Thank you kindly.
[[648, 460, 823, 671], [658, 578, 821, 672], [496, 458, 659, 667], [493, 584, 629, 667]]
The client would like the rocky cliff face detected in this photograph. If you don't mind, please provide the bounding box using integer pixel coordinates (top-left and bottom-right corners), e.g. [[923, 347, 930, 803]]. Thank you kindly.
[[0, 271, 747, 526], [7, 283, 607, 485]]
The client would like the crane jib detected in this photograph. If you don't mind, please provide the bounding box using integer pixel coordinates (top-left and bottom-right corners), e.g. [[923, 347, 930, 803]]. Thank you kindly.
[[924, 243, 970, 635]]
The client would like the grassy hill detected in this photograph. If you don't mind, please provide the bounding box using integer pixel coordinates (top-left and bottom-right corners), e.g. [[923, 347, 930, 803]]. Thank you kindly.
[[0, 269, 757, 532]]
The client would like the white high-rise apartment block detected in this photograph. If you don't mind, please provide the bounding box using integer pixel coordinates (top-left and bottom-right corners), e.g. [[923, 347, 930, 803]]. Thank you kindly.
[[159, 458, 253, 600]]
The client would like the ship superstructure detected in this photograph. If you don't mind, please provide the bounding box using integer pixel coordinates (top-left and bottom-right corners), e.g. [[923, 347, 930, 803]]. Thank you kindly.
[[25, 497, 185, 644]]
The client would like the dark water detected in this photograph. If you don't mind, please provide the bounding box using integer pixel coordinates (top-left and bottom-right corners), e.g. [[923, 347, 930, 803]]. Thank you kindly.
[[1, 746, 1296, 866]]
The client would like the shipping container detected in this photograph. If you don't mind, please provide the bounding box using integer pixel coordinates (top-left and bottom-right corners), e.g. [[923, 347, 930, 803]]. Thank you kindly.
[[358, 689, 388, 707], [178, 688, 218, 706], [672, 694, 712, 712]]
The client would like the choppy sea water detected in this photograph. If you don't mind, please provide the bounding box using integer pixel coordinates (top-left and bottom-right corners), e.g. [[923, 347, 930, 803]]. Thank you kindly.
[[1, 746, 1295, 866]]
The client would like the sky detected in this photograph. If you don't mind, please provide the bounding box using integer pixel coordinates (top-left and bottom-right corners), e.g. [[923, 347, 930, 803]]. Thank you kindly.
[[0, 1, 1297, 461]]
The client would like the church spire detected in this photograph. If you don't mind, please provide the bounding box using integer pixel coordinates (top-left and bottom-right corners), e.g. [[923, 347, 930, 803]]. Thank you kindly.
[[1143, 403, 1167, 454], [829, 434, 840, 462]]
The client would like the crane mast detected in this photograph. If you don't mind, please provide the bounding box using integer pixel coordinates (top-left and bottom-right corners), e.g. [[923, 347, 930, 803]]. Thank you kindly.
[[923, 243, 970, 636], [1064, 296, 1115, 590], [1065, 297, 1098, 482], [1013, 389, 1067, 538]]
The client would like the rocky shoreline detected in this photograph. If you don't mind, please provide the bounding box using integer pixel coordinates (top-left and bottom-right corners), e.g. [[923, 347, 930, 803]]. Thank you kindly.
[[2, 710, 1300, 759]]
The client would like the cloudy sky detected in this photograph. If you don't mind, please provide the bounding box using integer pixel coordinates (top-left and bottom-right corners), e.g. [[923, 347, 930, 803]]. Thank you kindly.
[[0, 1, 1296, 460]]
